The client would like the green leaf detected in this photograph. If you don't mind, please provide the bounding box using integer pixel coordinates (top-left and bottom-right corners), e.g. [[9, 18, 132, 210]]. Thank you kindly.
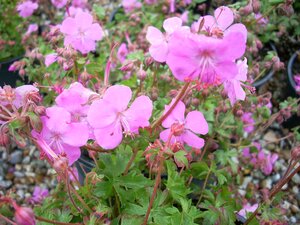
[[94, 181, 113, 198], [116, 173, 153, 189], [93, 5, 106, 19], [174, 150, 189, 167], [27, 112, 42, 132]]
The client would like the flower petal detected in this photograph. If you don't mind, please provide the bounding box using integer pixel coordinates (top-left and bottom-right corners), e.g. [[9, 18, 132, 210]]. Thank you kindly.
[[162, 100, 186, 128], [185, 111, 209, 135], [214, 6, 234, 30], [60, 17, 77, 35], [86, 24, 104, 41], [146, 26, 165, 45], [93, 124, 123, 149], [149, 42, 169, 63], [182, 130, 205, 149], [62, 123, 89, 147], [103, 85, 132, 112], [163, 17, 182, 34], [62, 144, 81, 165]]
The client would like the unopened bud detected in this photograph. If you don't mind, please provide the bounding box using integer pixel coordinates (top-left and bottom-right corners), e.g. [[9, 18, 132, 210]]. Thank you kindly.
[[137, 68, 147, 81], [235, 110, 244, 117], [145, 56, 154, 67], [14, 205, 36, 225], [19, 69, 26, 77], [252, 0, 261, 13], [191, 98, 200, 107], [120, 61, 134, 72], [53, 156, 69, 173], [34, 106, 46, 115], [0, 127, 10, 147], [80, 71, 91, 82], [239, 4, 253, 16]]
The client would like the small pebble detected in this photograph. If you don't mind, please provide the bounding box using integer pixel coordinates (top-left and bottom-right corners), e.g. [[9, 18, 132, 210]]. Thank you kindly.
[[9, 151, 23, 164], [292, 174, 300, 184], [22, 156, 30, 164], [272, 174, 280, 182], [291, 205, 300, 214], [0, 180, 12, 188], [290, 216, 297, 223], [292, 186, 299, 194], [14, 171, 25, 178]]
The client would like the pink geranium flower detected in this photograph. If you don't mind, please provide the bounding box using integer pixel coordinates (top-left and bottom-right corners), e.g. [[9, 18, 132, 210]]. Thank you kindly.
[[14, 85, 39, 109], [60, 12, 104, 54], [87, 85, 153, 149], [166, 30, 246, 83], [17, 1, 38, 18], [51, 0, 67, 9], [146, 17, 189, 62], [241, 112, 255, 133], [122, 0, 142, 13], [192, 6, 247, 42], [160, 100, 208, 148], [223, 58, 248, 106], [238, 203, 258, 218], [30, 187, 49, 204], [32, 106, 89, 165], [257, 151, 278, 175]]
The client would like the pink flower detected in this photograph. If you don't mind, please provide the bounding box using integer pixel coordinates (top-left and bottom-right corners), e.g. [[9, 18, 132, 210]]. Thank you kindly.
[[25, 24, 38, 35], [257, 151, 278, 175], [30, 186, 49, 204], [192, 6, 247, 42], [146, 17, 189, 63], [17, 1, 38, 18], [72, 0, 88, 8], [180, 11, 189, 24], [117, 43, 128, 64], [223, 58, 248, 106], [60, 12, 104, 54], [122, 0, 142, 13], [241, 112, 255, 133], [166, 30, 246, 83], [238, 203, 258, 218], [160, 100, 208, 148], [51, 0, 67, 9], [32, 106, 89, 165], [45, 53, 58, 67], [87, 85, 153, 149], [254, 13, 268, 26]]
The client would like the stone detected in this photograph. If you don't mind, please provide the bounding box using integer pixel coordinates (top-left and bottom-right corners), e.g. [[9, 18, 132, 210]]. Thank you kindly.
[[14, 171, 25, 178], [0, 180, 12, 189], [291, 205, 300, 214], [262, 179, 272, 189], [290, 216, 297, 223], [22, 156, 30, 164], [292, 174, 300, 184], [292, 186, 299, 195], [9, 151, 23, 164], [271, 174, 280, 182]]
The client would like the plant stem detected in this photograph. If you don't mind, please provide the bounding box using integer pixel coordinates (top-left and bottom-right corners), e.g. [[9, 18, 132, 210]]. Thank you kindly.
[[66, 176, 83, 214], [196, 165, 212, 207], [0, 214, 17, 225], [123, 148, 138, 175], [151, 82, 191, 130], [69, 183, 93, 213], [36, 215, 83, 225], [244, 163, 300, 225], [143, 155, 164, 225]]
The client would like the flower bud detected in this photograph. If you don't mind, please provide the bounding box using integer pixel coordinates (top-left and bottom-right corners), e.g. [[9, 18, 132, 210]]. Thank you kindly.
[[120, 61, 135, 72], [19, 69, 26, 77], [252, 0, 261, 13], [14, 206, 36, 225], [191, 98, 200, 107], [53, 156, 69, 173], [239, 4, 253, 16], [0, 127, 10, 147], [235, 110, 244, 117], [137, 68, 147, 81], [34, 106, 46, 115], [145, 56, 154, 67]]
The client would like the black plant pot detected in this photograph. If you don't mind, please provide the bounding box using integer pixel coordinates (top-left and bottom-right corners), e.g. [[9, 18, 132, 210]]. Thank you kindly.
[[0, 56, 23, 87], [287, 50, 300, 96], [252, 43, 277, 88], [75, 151, 95, 185]]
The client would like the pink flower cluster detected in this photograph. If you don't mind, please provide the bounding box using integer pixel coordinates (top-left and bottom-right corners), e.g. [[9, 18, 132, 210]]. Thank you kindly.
[[243, 142, 278, 175], [32, 83, 153, 165], [147, 6, 249, 105]]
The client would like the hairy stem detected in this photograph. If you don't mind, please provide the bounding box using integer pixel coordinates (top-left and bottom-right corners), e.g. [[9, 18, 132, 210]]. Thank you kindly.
[[123, 148, 138, 175], [36, 215, 83, 225]]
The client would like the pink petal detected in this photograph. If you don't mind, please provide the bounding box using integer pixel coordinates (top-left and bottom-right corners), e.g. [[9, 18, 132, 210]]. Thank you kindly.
[[201, 15, 216, 32], [124, 95, 153, 133], [146, 26, 165, 45], [45, 106, 71, 133], [149, 42, 169, 63], [225, 23, 248, 43], [62, 144, 81, 165], [182, 130, 205, 148], [60, 17, 77, 35], [86, 24, 103, 41], [62, 123, 89, 147], [222, 32, 246, 60], [75, 12, 93, 30], [163, 17, 182, 34], [185, 111, 209, 135], [93, 124, 123, 149], [214, 6, 234, 30], [215, 61, 238, 81], [160, 128, 183, 144], [236, 58, 248, 81], [103, 85, 132, 112], [162, 100, 186, 128], [87, 100, 117, 129], [45, 53, 58, 67]]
